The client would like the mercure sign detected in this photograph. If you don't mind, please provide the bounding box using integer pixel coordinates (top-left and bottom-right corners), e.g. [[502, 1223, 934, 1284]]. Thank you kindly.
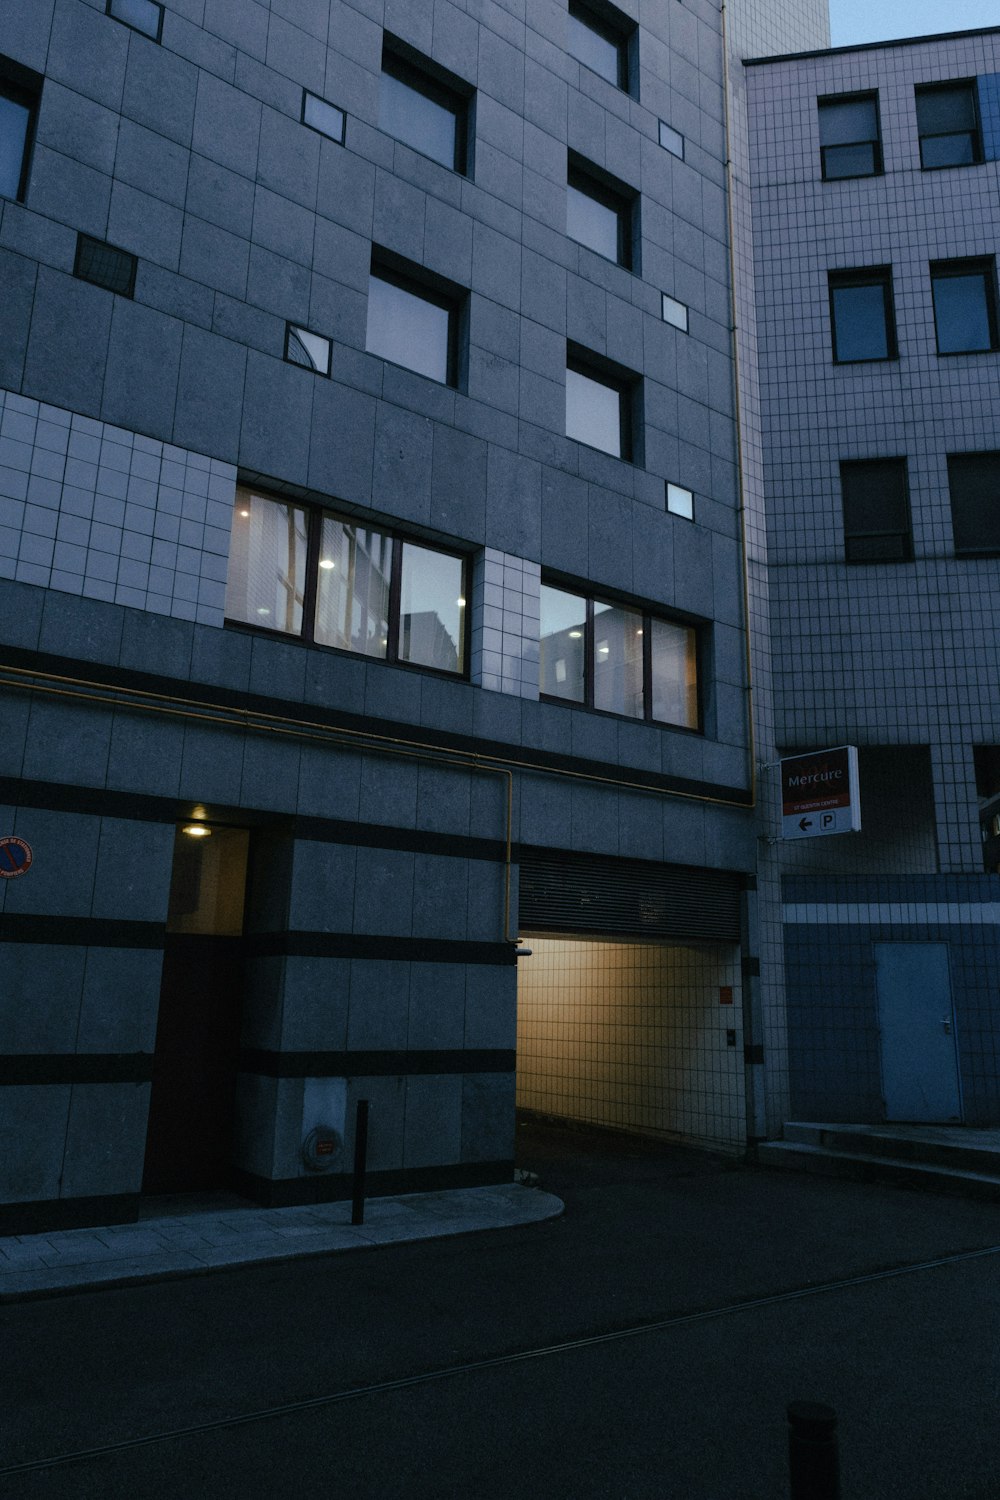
[[780, 746, 861, 840]]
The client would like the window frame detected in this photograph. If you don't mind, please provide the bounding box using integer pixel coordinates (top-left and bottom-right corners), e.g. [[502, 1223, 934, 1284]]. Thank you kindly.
[[915, 80, 983, 170], [818, 90, 883, 181], [539, 577, 702, 732], [73, 233, 138, 298], [225, 488, 471, 680], [839, 457, 913, 564], [379, 39, 470, 175], [366, 253, 464, 388], [947, 451, 1000, 557], [0, 59, 41, 204], [565, 346, 638, 463], [566, 155, 635, 270], [567, 0, 634, 94], [930, 257, 1000, 356], [828, 266, 897, 364], [105, 0, 164, 43]]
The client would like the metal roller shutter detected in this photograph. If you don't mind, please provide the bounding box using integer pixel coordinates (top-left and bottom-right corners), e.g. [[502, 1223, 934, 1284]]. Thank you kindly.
[[517, 847, 742, 942]]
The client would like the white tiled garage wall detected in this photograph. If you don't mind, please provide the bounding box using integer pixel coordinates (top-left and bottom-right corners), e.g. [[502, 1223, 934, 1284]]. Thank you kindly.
[[516, 938, 746, 1150]]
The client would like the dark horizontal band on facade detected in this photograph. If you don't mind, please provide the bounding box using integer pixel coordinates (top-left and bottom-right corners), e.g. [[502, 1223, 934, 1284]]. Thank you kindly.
[[239, 1048, 516, 1078], [247, 933, 517, 965], [0, 646, 753, 805], [0, 915, 166, 949], [0, 1054, 153, 1085], [233, 1158, 515, 1210], [0, 1193, 140, 1240]]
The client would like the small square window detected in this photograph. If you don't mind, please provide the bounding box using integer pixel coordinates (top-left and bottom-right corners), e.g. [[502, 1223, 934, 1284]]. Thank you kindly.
[[828, 267, 896, 362], [948, 451, 1000, 555], [379, 41, 469, 174], [366, 256, 462, 386], [666, 483, 694, 520], [658, 121, 684, 159], [285, 324, 332, 376], [568, 0, 633, 93], [0, 63, 40, 203], [302, 92, 346, 145], [930, 258, 999, 355], [661, 294, 688, 332], [818, 92, 882, 179], [915, 81, 982, 169], [74, 234, 138, 298], [567, 158, 635, 269], [566, 351, 636, 462], [106, 0, 164, 42], [840, 458, 912, 562]]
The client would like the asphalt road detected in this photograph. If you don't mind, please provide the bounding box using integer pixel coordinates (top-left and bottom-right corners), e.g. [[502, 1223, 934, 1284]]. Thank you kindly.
[[4, 1120, 1000, 1498]]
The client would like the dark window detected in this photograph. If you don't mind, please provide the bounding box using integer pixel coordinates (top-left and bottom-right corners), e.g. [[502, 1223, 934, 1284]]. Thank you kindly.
[[915, 81, 982, 169], [302, 91, 345, 144], [74, 234, 137, 298], [565, 352, 636, 461], [366, 257, 462, 386], [285, 324, 331, 376], [818, 92, 882, 179], [931, 258, 998, 354], [948, 452, 1000, 555], [226, 488, 468, 675], [567, 0, 632, 92], [840, 458, 913, 563], [0, 60, 40, 203], [379, 42, 468, 173], [567, 158, 634, 268], [106, 0, 164, 42], [829, 268, 896, 362], [539, 581, 699, 729]]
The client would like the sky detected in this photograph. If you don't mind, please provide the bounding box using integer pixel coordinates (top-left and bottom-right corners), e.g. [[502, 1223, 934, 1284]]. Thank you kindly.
[[829, 0, 1000, 46]]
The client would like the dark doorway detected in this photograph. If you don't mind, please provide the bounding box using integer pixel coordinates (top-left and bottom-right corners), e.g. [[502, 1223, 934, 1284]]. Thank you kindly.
[[143, 824, 250, 1195]]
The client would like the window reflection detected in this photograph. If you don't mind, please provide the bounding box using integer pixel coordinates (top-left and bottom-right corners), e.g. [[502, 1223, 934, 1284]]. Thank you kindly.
[[398, 543, 465, 673], [593, 600, 643, 718], [540, 585, 587, 702], [650, 618, 698, 729], [566, 365, 624, 457], [916, 83, 981, 169], [829, 272, 894, 362], [931, 266, 996, 354], [314, 516, 391, 658], [225, 492, 307, 635], [379, 54, 462, 171], [567, 176, 623, 264], [567, 3, 625, 88], [366, 270, 453, 384], [818, 95, 881, 179]]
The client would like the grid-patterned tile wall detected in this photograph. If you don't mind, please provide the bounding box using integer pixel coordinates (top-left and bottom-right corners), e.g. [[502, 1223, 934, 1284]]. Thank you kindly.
[[0, 386, 236, 624], [470, 548, 540, 698], [516, 936, 745, 1150]]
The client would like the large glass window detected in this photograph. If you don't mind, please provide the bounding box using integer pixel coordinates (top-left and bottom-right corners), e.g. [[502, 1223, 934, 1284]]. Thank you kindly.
[[379, 45, 467, 173], [818, 93, 882, 180], [366, 261, 459, 385], [567, 160, 633, 268], [540, 582, 699, 729], [567, 0, 632, 92], [828, 268, 896, 362], [0, 69, 38, 203], [930, 259, 998, 355], [840, 458, 913, 563], [226, 489, 467, 676], [915, 81, 982, 169], [948, 452, 1000, 556], [566, 357, 633, 460]]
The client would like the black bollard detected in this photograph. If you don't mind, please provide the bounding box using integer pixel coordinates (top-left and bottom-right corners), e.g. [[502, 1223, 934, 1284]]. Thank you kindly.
[[351, 1099, 370, 1226], [787, 1401, 840, 1500]]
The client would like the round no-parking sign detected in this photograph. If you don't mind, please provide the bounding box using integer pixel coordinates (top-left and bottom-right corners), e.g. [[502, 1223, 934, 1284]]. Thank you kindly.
[[0, 837, 32, 878]]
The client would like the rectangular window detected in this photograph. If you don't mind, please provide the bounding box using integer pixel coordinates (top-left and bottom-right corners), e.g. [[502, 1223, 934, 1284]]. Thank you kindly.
[[285, 324, 332, 376], [658, 121, 684, 159], [540, 581, 699, 730], [567, 0, 633, 93], [106, 0, 164, 42], [948, 452, 1000, 556], [818, 92, 882, 179], [566, 158, 634, 268], [828, 268, 896, 362], [302, 92, 346, 145], [840, 458, 913, 563], [915, 81, 982, 169], [661, 294, 688, 332], [74, 234, 138, 298], [930, 258, 999, 355], [366, 257, 461, 386], [227, 488, 468, 675], [566, 350, 635, 461], [0, 61, 40, 203], [379, 41, 468, 173], [666, 483, 694, 520]]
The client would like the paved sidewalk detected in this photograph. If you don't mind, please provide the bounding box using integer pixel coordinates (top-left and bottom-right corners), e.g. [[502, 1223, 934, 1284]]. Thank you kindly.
[[0, 1183, 564, 1302]]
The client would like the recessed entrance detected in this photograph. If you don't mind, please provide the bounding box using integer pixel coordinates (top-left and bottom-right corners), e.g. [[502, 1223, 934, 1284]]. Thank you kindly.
[[142, 824, 250, 1194]]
